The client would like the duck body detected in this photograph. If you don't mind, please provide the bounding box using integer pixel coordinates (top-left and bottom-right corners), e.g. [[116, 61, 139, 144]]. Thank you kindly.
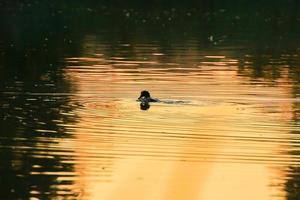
[[137, 90, 160, 103], [137, 90, 188, 110]]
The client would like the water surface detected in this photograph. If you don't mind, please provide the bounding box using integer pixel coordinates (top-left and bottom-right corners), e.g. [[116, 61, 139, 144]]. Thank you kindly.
[[1, 4, 300, 200]]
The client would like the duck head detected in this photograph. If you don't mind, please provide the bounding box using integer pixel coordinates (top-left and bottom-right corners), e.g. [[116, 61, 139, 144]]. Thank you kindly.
[[138, 90, 151, 101]]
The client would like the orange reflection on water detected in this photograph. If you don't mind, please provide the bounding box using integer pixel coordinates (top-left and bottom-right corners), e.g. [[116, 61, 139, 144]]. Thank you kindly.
[[62, 40, 297, 199], [200, 163, 280, 200]]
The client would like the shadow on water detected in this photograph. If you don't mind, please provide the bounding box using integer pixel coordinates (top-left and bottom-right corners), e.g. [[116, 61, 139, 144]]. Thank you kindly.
[[0, 4, 83, 199], [140, 102, 151, 110], [285, 81, 300, 199], [0, 93, 78, 199], [1, 1, 300, 199], [0, 49, 80, 199], [236, 42, 300, 199]]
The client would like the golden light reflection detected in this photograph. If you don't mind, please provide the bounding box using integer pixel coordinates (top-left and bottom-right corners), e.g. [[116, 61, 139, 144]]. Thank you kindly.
[[60, 36, 297, 199]]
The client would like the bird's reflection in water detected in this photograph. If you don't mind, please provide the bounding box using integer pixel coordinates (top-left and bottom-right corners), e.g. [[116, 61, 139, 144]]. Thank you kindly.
[[140, 102, 150, 110]]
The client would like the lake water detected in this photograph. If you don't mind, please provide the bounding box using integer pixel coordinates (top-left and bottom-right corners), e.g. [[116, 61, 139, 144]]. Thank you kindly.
[[1, 5, 300, 200]]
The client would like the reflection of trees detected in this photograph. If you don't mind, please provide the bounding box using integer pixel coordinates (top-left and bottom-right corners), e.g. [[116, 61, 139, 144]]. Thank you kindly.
[[0, 59, 79, 199], [236, 48, 300, 200], [0, 84, 78, 199], [285, 115, 300, 199], [285, 65, 300, 200], [0, 7, 81, 199], [1, 1, 300, 199]]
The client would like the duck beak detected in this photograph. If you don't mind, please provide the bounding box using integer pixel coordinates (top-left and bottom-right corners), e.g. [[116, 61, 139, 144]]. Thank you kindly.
[[138, 96, 145, 101]]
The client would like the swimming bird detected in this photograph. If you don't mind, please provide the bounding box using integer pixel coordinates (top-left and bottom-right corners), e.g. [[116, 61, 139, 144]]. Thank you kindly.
[[137, 90, 159, 103]]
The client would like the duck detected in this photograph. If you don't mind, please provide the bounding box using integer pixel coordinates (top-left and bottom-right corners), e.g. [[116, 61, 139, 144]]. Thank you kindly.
[[137, 90, 159, 103]]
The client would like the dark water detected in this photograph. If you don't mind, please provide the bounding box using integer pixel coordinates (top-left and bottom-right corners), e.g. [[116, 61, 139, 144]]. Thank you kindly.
[[1, 2, 300, 200]]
